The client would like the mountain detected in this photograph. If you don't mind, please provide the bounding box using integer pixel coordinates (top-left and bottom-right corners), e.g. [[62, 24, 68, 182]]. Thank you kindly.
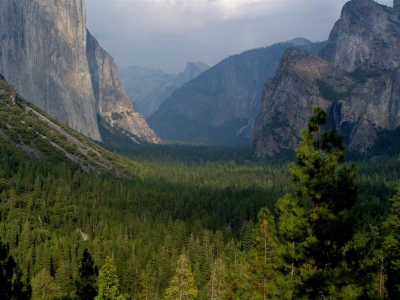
[[0, 0, 160, 144], [121, 62, 209, 118], [320, 0, 400, 72], [0, 74, 139, 175], [253, 0, 400, 157], [147, 38, 326, 144]]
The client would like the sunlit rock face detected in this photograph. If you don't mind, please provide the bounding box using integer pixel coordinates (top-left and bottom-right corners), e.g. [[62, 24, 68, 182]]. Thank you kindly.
[[320, 0, 400, 72], [0, 0, 159, 143]]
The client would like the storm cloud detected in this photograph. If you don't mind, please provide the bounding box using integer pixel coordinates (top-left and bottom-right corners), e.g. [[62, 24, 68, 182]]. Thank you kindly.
[[85, 0, 393, 73]]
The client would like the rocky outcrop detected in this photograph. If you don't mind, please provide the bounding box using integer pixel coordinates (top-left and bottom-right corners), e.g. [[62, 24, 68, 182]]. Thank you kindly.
[[253, 0, 400, 157], [121, 62, 209, 118], [147, 39, 325, 144], [320, 0, 400, 71], [252, 49, 400, 156], [86, 32, 160, 143], [0, 0, 159, 143]]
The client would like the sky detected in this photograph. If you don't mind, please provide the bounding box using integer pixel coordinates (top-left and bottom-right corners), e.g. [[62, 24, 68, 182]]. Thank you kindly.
[[85, 0, 393, 74]]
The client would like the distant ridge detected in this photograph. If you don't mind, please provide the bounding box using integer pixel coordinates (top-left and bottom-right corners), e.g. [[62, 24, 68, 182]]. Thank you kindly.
[[121, 62, 209, 118], [147, 39, 326, 144]]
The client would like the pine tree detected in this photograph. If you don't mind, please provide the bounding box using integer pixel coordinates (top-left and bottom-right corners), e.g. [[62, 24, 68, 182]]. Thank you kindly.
[[75, 249, 98, 300], [164, 253, 198, 300], [248, 208, 283, 299], [95, 255, 124, 300], [382, 184, 400, 298], [0, 240, 31, 299], [138, 262, 157, 300], [207, 257, 227, 300], [31, 268, 62, 300], [276, 106, 359, 299]]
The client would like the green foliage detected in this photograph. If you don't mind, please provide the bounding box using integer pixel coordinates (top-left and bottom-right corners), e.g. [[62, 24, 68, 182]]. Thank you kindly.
[[1, 78, 400, 299], [111, 112, 124, 121], [348, 67, 381, 84], [31, 268, 61, 300], [316, 79, 351, 102], [95, 256, 124, 300], [276, 106, 361, 298], [164, 254, 198, 300], [0, 240, 31, 299], [75, 249, 98, 300], [382, 184, 400, 298]]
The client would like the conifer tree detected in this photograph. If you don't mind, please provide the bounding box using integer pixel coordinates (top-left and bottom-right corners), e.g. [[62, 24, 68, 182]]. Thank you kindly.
[[75, 249, 98, 300], [207, 257, 227, 300], [95, 255, 124, 300], [138, 262, 158, 300], [0, 240, 31, 299], [164, 253, 198, 300], [31, 268, 62, 300], [276, 106, 359, 299], [249, 208, 283, 299], [382, 184, 400, 298]]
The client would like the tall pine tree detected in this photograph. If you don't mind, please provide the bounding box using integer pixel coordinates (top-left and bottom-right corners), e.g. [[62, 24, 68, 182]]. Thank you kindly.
[[276, 106, 360, 299], [75, 249, 98, 300], [164, 253, 198, 300], [382, 183, 400, 298], [95, 256, 124, 300]]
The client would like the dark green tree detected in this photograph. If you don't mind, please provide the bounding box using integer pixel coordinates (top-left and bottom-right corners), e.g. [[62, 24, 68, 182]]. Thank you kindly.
[[276, 106, 360, 299], [248, 208, 283, 299], [0, 240, 31, 299], [75, 249, 98, 300], [382, 183, 400, 298]]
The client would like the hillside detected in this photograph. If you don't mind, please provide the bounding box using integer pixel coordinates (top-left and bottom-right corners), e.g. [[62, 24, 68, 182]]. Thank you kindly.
[[0, 75, 141, 176]]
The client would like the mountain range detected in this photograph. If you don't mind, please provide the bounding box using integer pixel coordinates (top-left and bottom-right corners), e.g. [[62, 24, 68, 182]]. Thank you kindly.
[[147, 38, 326, 144], [120, 62, 209, 118]]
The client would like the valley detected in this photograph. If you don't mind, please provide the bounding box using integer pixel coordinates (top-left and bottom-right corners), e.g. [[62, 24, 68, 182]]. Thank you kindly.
[[0, 0, 400, 298]]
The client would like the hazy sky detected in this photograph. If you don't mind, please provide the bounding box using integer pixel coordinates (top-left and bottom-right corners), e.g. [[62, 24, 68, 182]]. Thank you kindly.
[[85, 0, 393, 74]]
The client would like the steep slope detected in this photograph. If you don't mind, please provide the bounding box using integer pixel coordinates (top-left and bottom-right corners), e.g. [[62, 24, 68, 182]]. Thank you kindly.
[[320, 0, 400, 72], [147, 39, 325, 144], [86, 32, 160, 144], [252, 49, 400, 156], [0, 74, 139, 175], [253, 0, 400, 157], [0, 0, 159, 144], [121, 62, 209, 118]]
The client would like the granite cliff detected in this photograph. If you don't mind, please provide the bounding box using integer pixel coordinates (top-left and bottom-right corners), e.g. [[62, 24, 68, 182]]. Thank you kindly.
[[253, 0, 400, 157], [121, 62, 209, 118], [0, 0, 159, 143], [147, 39, 325, 144]]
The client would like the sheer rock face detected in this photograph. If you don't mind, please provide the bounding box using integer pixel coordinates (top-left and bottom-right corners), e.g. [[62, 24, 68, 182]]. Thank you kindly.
[[86, 32, 160, 143], [320, 0, 400, 72], [253, 0, 400, 157], [0, 0, 159, 143], [253, 49, 400, 157]]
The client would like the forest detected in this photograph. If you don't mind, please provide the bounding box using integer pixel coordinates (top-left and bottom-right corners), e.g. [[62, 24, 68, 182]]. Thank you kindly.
[[0, 106, 400, 299]]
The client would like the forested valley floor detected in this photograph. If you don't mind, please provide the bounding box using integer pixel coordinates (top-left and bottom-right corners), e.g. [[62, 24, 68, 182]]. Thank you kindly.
[[0, 131, 400, 299]]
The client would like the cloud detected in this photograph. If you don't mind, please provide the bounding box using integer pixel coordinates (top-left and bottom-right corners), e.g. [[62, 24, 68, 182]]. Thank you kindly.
[[85, 0, 393, 73]]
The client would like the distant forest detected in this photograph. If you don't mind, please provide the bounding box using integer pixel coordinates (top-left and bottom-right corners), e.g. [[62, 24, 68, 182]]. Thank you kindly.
[[0, 108, 400, 299]]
